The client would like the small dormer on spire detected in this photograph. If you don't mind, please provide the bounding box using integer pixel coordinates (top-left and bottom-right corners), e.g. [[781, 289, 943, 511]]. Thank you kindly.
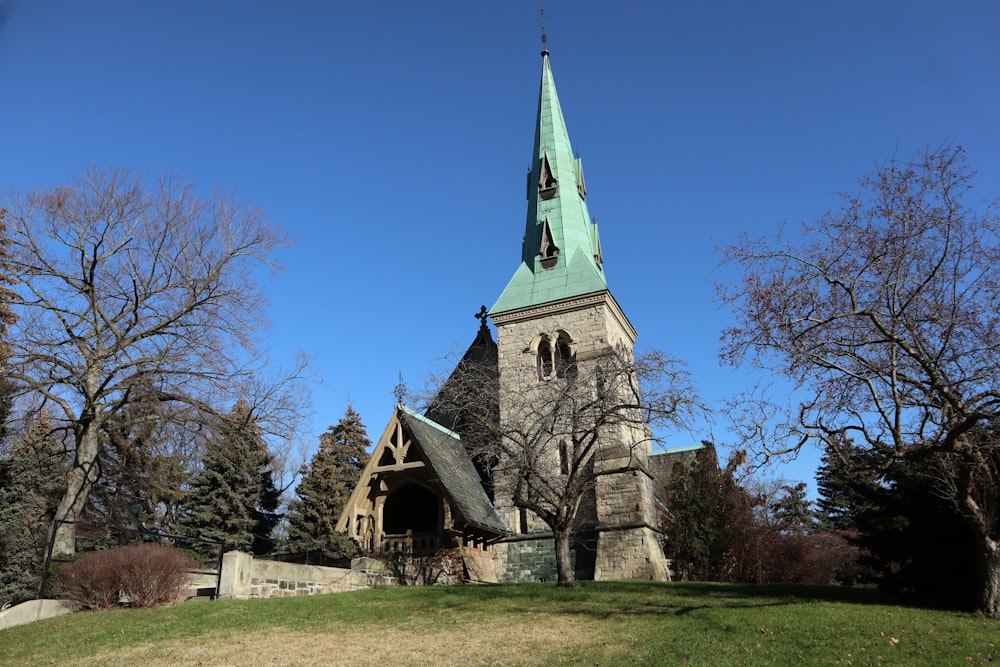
[[539, 217, 559, 268], [538, 153, 558, 200]]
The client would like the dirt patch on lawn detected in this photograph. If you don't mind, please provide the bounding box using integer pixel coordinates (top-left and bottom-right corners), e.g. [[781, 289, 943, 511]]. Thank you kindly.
[[70, 616, 627, 666]]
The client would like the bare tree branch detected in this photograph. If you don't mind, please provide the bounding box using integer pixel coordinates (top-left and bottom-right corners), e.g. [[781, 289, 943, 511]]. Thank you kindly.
[[4, 166, 308, 555]]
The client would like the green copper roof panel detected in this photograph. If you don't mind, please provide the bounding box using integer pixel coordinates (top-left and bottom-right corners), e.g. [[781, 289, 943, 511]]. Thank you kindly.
[[490, 52, 609, 316]]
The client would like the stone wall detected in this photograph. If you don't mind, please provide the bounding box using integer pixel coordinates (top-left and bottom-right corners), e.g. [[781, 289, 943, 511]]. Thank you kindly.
[[216, 552, 455, 600], [500, 534, 558, 583], [491, 292, 669, 583]]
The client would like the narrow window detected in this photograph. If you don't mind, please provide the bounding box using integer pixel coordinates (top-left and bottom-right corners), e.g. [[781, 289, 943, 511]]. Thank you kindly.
[[555, 334, 574, 379], [559, 441, 569, 475], [539, 218, 559, 269], [519, 508, 529, 534], [538, 152, 558, 199], [537, 336, 554, 379]]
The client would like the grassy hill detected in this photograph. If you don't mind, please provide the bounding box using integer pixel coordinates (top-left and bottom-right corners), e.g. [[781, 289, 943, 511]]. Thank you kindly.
[[0, 582, 995, 666]]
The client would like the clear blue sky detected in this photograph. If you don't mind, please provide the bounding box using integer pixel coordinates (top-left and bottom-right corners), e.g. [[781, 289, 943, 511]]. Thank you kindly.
[[2, 1, 998, 491]]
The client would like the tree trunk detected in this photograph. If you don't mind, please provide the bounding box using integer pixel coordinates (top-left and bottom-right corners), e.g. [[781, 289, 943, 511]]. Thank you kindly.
[[977, 538, 1000, 618], [553, 527, 576, 587], [50, 424, 102, 556]]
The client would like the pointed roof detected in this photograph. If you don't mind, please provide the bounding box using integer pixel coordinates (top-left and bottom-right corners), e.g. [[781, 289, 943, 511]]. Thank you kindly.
[[397, 407, 507, 534], [335, 405, 508, 536], [490, 50, 608, 315], [424, 307, 498, 434]]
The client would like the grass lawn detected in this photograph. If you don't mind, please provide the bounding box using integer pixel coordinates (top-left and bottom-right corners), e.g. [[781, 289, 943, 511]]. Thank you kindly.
[[0, 582, 995, 666]]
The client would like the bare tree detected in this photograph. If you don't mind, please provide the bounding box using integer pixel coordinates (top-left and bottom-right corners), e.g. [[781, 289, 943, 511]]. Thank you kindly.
[[4, 167, 307, 556], [718, 145, 1000, 615], [425, 344, 700, 586]]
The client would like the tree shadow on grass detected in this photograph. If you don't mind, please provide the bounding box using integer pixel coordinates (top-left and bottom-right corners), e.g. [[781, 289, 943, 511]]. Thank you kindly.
[[556, 581, 897, 619], [406, 580, 899, 620]]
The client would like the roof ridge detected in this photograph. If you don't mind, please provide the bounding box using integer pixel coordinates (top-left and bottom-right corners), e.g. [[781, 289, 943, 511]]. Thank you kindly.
[[398, 404, 461, 440]]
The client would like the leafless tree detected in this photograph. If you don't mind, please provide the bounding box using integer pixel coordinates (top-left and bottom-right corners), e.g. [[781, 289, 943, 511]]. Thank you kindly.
[[425, 344, 701, 586], [718, 145, 1000, 615], [4, 167, 308, 555]]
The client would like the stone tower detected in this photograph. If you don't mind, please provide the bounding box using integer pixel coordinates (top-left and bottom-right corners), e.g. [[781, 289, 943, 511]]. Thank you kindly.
[[488, 48, 668, 581]]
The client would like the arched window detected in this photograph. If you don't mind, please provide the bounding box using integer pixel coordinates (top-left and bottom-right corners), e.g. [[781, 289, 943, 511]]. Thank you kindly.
[[555, 332, 575, 379], [558, 441, 569, 475], [537, 335, 554, 379]]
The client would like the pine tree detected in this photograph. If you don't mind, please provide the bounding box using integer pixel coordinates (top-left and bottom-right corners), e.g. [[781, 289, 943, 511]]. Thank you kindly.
[[772, 482, 816, 536], [814, 434, 881, 532], [251, 468, 281, 555], [178, 401, 280, 560], [660, 442, 742, 581], [0, 414, 65, 604], [85, 398, 194, 540], [287, 405, 370, 561]]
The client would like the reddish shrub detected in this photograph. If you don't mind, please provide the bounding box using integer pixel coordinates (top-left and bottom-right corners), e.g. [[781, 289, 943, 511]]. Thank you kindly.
[[54, 550, 123, 610], [56, 544, 195, 610]]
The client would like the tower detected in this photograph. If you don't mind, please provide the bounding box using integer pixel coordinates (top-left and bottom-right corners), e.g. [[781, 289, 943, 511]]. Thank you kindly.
[[488, 48, 668, 581]]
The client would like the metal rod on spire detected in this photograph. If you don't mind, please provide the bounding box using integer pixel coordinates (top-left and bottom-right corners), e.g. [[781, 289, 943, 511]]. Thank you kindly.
[[540, 8, 549, 56]]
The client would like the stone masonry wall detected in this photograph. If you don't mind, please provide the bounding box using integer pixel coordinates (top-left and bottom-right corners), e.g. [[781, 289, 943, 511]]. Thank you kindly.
[[492, 293, 669, 582], [500, 534, 558, 583], [217, 552, 454, 600]]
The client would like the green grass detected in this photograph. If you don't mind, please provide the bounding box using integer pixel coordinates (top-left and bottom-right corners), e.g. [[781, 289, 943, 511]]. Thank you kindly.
[[1, 582, 996, 666]]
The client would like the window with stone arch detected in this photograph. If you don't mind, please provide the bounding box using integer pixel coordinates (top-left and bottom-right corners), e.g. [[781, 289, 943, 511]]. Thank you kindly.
[[554, 331, 575, 379], [537, 334, 554, 379], [537, 331, 575, 380]]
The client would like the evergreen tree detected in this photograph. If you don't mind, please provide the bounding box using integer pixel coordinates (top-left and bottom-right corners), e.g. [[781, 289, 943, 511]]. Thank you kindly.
[[82, 396, 188, 543], [251, 468, 281, 555], [0, 414, 65, 604], [816, 434, 980, 607], [178, 401, 280, 560], [660, 442, 742, 581], [772, 482, 817, 536], [287, 405, 370, 561], [853, 457, 978, 608], [814, 434, 881, 533]]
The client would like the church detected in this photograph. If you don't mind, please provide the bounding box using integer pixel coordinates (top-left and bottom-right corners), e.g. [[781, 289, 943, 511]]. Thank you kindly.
[[336, 44, 669, 583]]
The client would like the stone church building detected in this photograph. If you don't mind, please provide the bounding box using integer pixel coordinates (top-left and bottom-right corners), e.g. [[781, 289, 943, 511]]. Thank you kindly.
[[336, 46, 670, 583]]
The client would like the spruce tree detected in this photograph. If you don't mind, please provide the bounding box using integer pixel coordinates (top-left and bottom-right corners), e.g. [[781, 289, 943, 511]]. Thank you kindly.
[[772, 482, 817, 536], [814, 434, 881, 532], [178, 401, 280, 560], [0, 414, 65, 604], [251, 468, 281, 555], [287, 405, 370, 561], [660, 442, 740, 581], [85, 398, 194, 540]]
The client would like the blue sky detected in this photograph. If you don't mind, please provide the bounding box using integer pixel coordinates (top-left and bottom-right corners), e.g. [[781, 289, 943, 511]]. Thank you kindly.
[[2, 1, 999, 491]]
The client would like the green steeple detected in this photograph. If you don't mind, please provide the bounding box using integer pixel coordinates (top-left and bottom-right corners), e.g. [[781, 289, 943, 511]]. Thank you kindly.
[[490, 50, 607, 315]]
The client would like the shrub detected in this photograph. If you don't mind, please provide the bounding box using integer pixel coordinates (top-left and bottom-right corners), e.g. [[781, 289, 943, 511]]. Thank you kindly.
[[55, 544, 195, 610]]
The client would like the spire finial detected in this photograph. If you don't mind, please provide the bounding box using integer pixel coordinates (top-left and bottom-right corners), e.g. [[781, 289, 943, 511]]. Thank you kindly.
[[540, 8, 549, 56]]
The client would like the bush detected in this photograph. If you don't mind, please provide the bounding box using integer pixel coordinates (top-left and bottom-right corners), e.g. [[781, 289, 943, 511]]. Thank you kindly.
[[55, 544, 195, 610]]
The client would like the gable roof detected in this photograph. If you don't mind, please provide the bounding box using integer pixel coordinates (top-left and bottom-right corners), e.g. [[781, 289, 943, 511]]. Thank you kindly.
[[398, 406, 508, 534]]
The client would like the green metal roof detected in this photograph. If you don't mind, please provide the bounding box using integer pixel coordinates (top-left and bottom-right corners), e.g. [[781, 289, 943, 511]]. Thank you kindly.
[[490, 52, 608, 315]]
